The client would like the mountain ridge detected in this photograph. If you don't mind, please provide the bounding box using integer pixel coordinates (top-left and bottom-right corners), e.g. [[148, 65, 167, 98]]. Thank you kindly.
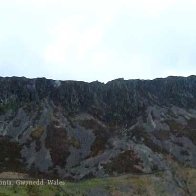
[[1, 75, 196, 126]]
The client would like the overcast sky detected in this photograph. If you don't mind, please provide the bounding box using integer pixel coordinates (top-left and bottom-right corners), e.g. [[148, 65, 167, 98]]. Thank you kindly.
[[0, 0, 196, 82]]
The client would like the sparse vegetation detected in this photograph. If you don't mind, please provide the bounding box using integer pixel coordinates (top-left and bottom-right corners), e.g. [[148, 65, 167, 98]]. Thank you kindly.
[[79, 119, 109, 156], [103, 150, 143, 174], [0, 102, 17, 114], [166, 118, 196, 145], [30, 126, 45, 140], [0, 137, 25, 173], [45, 122, 70, 167], [0, 165, 195, 196], [70, 137, 80, 149]]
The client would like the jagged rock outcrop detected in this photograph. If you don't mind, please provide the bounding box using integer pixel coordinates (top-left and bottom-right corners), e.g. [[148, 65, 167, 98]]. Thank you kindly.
[[0, 76, 196, 180]]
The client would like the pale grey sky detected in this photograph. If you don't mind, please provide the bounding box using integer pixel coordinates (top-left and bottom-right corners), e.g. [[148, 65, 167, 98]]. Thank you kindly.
[[0, 0, 196, 82]]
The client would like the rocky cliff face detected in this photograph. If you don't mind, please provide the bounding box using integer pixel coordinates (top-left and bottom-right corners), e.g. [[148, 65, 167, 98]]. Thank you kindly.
[[0, 76, 196, 181]]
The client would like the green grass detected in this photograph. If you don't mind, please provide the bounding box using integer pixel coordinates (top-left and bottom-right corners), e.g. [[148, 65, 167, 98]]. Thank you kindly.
[[0, 166, 195, 196]]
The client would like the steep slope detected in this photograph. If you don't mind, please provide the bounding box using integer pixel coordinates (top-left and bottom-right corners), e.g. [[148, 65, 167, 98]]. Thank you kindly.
[[0, 76, 196, 181]]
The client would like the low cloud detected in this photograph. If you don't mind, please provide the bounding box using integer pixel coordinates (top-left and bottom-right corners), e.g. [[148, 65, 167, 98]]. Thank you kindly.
[[0, 0, 196, 82]]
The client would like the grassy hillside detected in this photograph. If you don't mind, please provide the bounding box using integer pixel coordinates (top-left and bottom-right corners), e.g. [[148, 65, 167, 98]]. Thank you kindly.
[[0, 166, 195, 196]]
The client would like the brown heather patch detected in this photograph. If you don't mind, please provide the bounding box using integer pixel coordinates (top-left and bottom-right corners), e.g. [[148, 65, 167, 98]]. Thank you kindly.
[[45, 122, 70, 167], [90, 135, 108, 157], [129, 127, 169, 155], [30, 126, 45, 140], [153, 130, 170, 140], [144, 137, 169, 155], [103, 150, 143, 175], [166, 118, 196, 145], [70, 137, 81, 149], [0, 136, 25, 173], [166, 120, 184, 131], [186, 118, 196, 128], [183, 118, 196, 145], [79, 118, 110, 157], [45, 122, 81, 167]]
